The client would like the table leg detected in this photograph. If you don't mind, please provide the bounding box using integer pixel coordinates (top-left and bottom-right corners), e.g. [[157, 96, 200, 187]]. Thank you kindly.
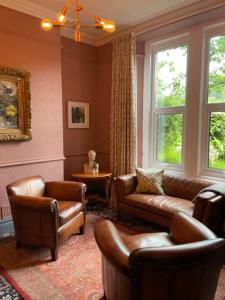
[[104, 177, 110, 204]]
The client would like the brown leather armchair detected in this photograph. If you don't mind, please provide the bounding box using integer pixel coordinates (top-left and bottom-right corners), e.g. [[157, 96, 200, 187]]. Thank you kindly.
[[6, 175, 86, 261], [94, 212, 225, 300]]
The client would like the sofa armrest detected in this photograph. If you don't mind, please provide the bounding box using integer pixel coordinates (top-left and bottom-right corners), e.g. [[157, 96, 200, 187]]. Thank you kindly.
[[94, 219, 130, 274], [116, 174, 137, 204], [193, 191, 224, 236], [45, 181, 87, 204]]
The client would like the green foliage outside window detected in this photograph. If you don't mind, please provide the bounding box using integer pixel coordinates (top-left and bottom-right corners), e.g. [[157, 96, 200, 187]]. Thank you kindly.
[[157, 114, 182, 164], [156, 45, 187, 107], [208, 35, 225, 103], [155, 37, 225, 169], [208, 35, 225, 169], [209, 112, 225, 169], [155, 45, 186, 164]]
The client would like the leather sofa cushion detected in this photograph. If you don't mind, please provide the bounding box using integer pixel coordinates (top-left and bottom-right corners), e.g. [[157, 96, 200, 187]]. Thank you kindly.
[[124, 193, 194, 219], [120, 232, 174, 252], [58, 201, 83, 226]]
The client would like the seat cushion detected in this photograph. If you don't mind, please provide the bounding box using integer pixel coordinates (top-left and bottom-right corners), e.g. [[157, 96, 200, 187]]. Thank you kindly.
[[58, 201, 83, 226], [120, 232, 174, 252], [123, 193, 194, 219]]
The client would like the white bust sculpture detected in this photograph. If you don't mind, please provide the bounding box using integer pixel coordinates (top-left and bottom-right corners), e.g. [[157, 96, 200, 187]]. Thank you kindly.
[[84, 150, 99, 174]]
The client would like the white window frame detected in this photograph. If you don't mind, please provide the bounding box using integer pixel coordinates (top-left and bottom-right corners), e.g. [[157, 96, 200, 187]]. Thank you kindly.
[[143, 34, 189, 173], [200, 22, 225, 179]]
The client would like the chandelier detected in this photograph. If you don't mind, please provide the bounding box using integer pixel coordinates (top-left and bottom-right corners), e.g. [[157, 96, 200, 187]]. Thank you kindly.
[[40, 0, 116, 42]]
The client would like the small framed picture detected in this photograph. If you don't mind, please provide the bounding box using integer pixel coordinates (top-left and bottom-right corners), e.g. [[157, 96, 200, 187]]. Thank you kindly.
[[67, 101, 89, 128]]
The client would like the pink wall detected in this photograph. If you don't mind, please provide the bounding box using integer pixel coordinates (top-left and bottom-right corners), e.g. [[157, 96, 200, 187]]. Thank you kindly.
[[62, 39, 113, 179], [0, 6, 64, 218], [62, 40, 143, 177], [61, 37, 98, 179], [0, 5, 145, 218]]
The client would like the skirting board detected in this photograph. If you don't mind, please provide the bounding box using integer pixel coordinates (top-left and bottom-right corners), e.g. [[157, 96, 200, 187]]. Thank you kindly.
[[0, 218, 14, 238]]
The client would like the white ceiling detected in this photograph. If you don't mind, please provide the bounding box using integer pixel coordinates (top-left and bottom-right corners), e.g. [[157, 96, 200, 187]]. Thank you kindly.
[[30, 0, 199, 27], [0, 0, 222, 45]]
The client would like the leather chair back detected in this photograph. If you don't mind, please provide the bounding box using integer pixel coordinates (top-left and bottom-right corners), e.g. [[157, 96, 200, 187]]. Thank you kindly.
[[7, 176, 45, 200]]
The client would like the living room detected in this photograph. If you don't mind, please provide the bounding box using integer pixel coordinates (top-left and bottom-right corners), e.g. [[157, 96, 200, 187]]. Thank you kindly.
[[0, 0, 225, 299]]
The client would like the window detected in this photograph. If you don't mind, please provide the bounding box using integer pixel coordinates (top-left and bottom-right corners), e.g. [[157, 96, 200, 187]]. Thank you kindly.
[[202, 31, 225, 175], [155, 45, 187, 166], [143, 22, 225, 179], [144, 38, 188, 170]]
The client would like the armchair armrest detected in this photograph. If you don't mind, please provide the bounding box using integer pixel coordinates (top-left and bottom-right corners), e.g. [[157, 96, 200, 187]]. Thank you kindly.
[[94, 219, 130, 273], [45, 181, 87, 203], [116, 174, 137, 204], [12, 195, 57, 212], [10, 195, 58, 249], [170, 212, 216, 245]]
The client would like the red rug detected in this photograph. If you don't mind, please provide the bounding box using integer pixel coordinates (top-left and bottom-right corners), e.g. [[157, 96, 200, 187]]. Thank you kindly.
[[0, 214, 224, 300]]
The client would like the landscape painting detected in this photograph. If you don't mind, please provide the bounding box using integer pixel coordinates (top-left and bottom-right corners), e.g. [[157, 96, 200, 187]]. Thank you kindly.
[[0, 66, 32, 141], [0, 79, 19, 129]]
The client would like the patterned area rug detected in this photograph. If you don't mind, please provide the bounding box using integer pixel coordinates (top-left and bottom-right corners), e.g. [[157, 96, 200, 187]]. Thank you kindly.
[[0, 214, 104, 300], [86, 200, 166, 233], [0, 266, 31, 299], [0, 210, 224, 300]]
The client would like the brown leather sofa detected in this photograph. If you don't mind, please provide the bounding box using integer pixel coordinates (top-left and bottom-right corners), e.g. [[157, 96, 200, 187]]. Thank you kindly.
[[6, 175, 86, 261], [94, 212, 225, 300], [116, 173, 225, 235]]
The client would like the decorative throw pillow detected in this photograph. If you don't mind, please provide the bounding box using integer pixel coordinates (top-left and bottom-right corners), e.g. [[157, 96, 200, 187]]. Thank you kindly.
[[135, 168, 165, 195]]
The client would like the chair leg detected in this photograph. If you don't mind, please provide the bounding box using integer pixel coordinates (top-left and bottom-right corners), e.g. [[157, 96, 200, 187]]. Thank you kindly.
[[51, 248, 58, 261], [79, 225, 85, 235], [16, 240, 21, 249]]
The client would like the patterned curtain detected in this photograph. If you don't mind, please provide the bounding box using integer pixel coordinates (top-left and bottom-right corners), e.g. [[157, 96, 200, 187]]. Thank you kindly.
[[110, 32, 137, 177]]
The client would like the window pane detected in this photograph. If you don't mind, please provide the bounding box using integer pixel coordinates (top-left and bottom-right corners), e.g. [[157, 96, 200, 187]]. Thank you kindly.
[[155, 45, 187, 107], [156, 114, 183, 164], [208, 35, 225, 103], [208, 112, 225, 169]]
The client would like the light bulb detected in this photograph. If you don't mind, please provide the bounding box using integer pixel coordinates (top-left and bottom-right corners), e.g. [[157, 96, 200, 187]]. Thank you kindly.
[[57, 6, 68, 24], [40, 18, 53, 31], [100, 19, 115, 33]]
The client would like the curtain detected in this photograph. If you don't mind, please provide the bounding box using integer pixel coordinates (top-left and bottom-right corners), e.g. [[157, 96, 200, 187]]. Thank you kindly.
[[110, 32, 137, 177]]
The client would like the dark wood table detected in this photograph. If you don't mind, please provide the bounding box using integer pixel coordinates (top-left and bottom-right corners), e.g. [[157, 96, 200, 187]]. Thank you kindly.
[[71, 171, 113, 205]]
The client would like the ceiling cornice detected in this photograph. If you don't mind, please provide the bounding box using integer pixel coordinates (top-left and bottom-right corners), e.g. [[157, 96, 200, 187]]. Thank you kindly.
[[94, 0, 225, 46], [132, 0, 225, 35], [0, 0, 225, 47], [0, 0, 55, 20]]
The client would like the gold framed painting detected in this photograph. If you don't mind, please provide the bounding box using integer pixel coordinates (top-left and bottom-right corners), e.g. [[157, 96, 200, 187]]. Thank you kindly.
[[68, 101, 89, 128], [0, 66, 31, 141]]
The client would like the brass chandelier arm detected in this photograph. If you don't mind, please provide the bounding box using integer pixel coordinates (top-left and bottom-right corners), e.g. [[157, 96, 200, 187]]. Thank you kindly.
[[53, 24, 103, 28]]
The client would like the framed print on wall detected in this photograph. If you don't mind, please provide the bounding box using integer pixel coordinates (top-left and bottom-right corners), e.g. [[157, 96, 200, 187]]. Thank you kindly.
[[0, 66, 32, 141], [68, 101, 89, 128]]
